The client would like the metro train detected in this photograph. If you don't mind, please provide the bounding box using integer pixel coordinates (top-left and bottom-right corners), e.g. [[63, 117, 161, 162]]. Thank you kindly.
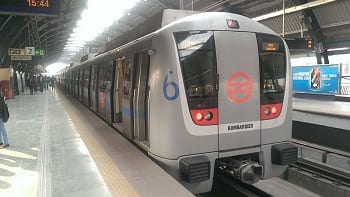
[[57, 10, 298, 194]]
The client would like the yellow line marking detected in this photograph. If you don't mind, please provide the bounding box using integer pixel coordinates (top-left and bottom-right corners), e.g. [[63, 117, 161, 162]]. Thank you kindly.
[[57, 90, 139, 197]]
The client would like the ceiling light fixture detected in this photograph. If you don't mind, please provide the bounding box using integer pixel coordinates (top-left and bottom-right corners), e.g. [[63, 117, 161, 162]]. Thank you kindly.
[[253, 0, 336, 21]]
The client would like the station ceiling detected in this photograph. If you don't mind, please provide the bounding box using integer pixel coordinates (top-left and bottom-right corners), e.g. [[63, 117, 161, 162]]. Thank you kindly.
[[0, 0, 349, 71]]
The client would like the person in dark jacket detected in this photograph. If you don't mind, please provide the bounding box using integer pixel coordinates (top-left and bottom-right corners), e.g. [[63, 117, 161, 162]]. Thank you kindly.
[[0, 86, 9, 148]]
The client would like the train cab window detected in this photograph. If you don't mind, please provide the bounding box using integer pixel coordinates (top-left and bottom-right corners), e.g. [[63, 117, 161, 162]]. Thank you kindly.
[[257, 34, 286, 104], [174, 31, 218, 109]]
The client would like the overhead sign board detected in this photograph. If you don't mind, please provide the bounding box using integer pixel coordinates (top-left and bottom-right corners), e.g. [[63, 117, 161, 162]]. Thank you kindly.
[[8, 48, 26, 56], [35, 49, 45, 56], [11, 55, 32, 61], [0, 0, 60, 16], [8, 47, 44, 56], [285, 38, 313, 50], [25, 47, 35, 56]]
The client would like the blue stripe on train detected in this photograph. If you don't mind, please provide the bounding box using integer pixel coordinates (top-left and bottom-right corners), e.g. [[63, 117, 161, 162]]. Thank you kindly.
[[122, 107, 149, 121]]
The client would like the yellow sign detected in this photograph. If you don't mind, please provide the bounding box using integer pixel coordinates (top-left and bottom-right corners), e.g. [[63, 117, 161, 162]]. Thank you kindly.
[[8, 48, 26, 56], [11, 55, 32, 61]]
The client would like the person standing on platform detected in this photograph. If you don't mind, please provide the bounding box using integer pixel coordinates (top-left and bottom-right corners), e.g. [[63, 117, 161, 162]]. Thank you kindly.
[[50, 77, 55, 91], [0, 84, 9, 148], [29, 76, 34, 95]]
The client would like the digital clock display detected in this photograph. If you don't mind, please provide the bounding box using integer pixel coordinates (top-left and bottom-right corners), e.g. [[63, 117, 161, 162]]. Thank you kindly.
[[0, 0, 60, 16], [27, 0, 50, 8]]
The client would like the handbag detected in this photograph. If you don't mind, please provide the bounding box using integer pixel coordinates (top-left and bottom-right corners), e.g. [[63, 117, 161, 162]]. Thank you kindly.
[[3, 103, 9, 122]]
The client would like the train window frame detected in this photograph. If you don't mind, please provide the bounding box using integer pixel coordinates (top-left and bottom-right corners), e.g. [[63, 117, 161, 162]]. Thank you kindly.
[[257, 33, 286, 104], [174, 30, 218, 110], [98, 62, 113, 90], [123, 56, 134, 96]]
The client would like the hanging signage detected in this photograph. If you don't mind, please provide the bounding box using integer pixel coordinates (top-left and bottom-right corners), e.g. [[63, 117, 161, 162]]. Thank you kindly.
[[8, 47, 44, 56], [11, 55, 32, 61], [35, 49, 45, 56], [25, 47, 35, 56], [8, 48, 26, 56], [292, 65, 339, 95]]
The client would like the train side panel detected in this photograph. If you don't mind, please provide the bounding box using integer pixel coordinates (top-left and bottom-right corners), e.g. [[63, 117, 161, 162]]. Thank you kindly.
[[260, 41, 293, 178], [148, 31, 218, 159]]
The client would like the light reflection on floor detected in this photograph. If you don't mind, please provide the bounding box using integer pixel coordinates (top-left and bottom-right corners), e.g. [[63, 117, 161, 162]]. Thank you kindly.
[[0, 148, 38, 197]]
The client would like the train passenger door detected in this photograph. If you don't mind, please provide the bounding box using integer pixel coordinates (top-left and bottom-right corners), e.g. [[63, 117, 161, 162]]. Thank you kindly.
[[215, 31, 261, 153], [122, 56, 136, 139], [90, 66, 97, 111], [132, 52, 150, 148], [97, 63, 112, 119], [79, 69, 84, 102], [83, 68, 90, 106], [104, 61, 113, 123], [113, 58, 124, 123]]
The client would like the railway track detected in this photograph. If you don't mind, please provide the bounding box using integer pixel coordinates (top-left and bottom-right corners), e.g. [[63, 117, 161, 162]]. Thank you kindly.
[[292, 158, 350, 187], [200, 140, 350, 197], [200, 174, 272, 197], [287, 139, 350, 196]]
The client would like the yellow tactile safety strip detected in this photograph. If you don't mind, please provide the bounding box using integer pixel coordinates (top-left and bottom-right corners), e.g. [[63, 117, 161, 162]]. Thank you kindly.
[[58, 92, 139, 197], [77, 128, 138, 197]]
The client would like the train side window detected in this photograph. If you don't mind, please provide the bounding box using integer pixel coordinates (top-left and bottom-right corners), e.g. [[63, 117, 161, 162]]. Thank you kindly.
[[91, 66, 96, 89], [257, 34, 286, 104], [123, 60, 132, 95], [98, 62, 112, 89], [174, 31, 218, 109]]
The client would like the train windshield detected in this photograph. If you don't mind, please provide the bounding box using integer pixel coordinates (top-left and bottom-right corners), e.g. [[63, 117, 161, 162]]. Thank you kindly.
[[257, 34, 286, 104], [174, 31, 218, 109]]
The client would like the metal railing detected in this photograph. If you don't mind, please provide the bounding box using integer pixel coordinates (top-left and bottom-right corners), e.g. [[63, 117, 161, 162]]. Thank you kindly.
[[340, 76, 350, 95]]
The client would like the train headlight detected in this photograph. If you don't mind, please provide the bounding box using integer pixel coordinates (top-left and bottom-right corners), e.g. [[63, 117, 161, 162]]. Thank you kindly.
[[264, 107, 270, 115], [196, 113, 204, 121], [204, 112, 213, 120], [226, 19, 240, 29], [271, 106, 277, 114]]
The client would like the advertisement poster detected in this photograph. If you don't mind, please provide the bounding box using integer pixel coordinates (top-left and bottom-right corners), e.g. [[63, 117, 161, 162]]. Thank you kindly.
[[292, 65, 339, 94]]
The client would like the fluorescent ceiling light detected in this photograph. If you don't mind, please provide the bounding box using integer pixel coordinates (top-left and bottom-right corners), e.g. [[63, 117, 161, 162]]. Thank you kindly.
[[46, 63, 69, 75], [327, 47, 350, 51], [63, 0, 139, 52], [253, 0, 336, 21]]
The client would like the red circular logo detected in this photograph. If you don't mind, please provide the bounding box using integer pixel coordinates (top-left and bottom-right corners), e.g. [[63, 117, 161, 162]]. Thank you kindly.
[[226, 72, 252, 103]]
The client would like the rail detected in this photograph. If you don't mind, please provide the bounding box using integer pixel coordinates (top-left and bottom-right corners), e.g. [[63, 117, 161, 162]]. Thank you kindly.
[[202, 174, 272, 197], [292, 139, 350, 187], [292, 158, 350, 187]]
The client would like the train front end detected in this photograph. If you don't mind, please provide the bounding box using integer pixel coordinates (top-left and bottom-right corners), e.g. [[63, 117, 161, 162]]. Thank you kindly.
[[149, 12, 298, 194]]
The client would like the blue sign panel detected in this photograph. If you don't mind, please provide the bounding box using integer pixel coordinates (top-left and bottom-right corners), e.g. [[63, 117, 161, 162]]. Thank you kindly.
[[292, 65, 339, 94], [0, 0, 60, 16]]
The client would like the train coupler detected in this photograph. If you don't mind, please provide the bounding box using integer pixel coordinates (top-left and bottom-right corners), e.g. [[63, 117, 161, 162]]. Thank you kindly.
[[217, 158, 263, 184]]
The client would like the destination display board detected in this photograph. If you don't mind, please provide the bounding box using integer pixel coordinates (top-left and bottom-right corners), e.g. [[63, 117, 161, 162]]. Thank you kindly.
[[285, 38, 313, 50], [292, 65, 339, 95], [0, 0, 60, 16]]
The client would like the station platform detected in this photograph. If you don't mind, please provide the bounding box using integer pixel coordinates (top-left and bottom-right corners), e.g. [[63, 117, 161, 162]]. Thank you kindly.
[[292, 96, 350, 152], [292, 96, 350, 130], [0, 88, 193, 196]]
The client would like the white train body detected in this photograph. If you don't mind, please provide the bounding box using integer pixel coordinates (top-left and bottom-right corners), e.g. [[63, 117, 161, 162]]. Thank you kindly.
[[59, 10, 297, 194]]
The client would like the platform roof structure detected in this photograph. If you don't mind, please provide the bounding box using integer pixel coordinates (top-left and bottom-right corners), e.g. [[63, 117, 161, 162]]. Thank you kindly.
[[0, 0, 349, 72]]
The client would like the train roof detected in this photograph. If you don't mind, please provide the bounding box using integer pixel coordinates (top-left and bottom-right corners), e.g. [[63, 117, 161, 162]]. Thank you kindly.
[[163, 11, 278, 36], [69, 11, 279, 70]]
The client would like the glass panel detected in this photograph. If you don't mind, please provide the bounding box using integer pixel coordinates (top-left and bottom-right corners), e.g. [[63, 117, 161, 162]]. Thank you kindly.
[[257, 34, 286, 104], [174, 31, 218, 109], [123, 61, 132, 95], [98, 63, 112, 89]]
